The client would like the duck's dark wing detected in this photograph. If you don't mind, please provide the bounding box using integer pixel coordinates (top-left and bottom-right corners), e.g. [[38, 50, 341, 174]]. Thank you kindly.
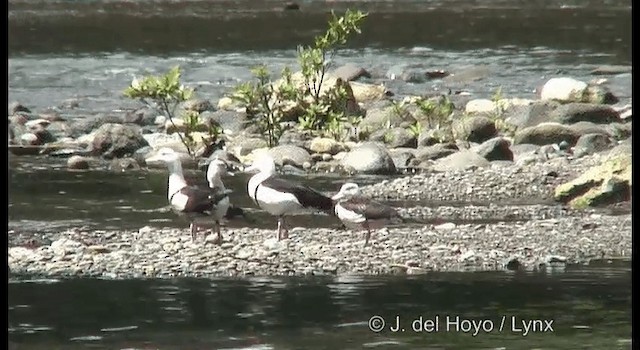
[[171, 185, 230, 214], [340, 196, 398, 220], [261, 175, 334, 213], [209, 187, 233, 204]]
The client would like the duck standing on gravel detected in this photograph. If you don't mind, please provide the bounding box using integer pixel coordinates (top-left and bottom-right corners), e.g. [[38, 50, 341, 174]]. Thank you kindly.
[[332, 182, 401, 246], [199, 157, 235, 244], [245, 155, 334, 241], [146, 148, 233, 244]]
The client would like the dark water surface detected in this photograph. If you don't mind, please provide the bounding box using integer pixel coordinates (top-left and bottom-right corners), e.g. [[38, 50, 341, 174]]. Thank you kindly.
[[9, 267, 632, 349], [7, 154, 568, 235], [8, 154, 394, 234], [8, 1, 632, 349], [8, 0, 632, 118]]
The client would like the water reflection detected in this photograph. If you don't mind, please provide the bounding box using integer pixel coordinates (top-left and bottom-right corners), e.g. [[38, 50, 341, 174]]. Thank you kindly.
[[8, 0, 632, 60], [8, 267, 631, 349]]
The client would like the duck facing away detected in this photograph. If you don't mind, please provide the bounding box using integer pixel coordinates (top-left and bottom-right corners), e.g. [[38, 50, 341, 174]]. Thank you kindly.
[[245, 155, 334, 240], [202, 157, 234, 243], [332, 182, 401, 246], [147, 148, 233, 243]]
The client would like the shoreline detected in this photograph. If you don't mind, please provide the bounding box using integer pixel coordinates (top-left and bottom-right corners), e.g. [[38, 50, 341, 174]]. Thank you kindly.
[[8, 209, 632, 279], [8, 147, 633, 280]]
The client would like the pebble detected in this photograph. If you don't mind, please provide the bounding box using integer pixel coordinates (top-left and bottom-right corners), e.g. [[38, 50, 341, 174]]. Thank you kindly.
[[7, 150, 632, 279], [7, 212, 630, 279]]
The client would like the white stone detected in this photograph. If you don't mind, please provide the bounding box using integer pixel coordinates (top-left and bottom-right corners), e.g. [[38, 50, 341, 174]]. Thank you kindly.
[[435, 222, 456, 231], [465, 99, 496, 114], [50, 238, 84, 256], [540, 77, 588, 102]]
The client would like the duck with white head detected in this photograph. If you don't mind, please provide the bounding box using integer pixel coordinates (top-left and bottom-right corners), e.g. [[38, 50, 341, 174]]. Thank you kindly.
[[332, 182, 401, 246], [146, 147, 234, 244], [245, 154, 334, 241]]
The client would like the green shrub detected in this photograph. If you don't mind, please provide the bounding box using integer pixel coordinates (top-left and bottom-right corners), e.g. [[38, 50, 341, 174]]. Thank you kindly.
[[124, 66, 221, 157], [231, 9, 368, 146]]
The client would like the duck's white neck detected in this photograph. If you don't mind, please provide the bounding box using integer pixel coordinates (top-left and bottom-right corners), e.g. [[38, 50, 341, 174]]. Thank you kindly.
[[208, 172, 226, 190], [253, 169, 273, 184], [166, 160, 187, 198], [247, 168, 273, 200]]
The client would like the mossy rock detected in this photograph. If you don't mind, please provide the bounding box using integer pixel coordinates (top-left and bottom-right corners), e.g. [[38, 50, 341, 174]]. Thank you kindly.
[[554, 153, 631, 208]]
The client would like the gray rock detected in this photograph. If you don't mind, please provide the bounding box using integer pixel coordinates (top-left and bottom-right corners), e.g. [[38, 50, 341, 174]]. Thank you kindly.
[[123, 107, 160, 126], [91, 123, 149, 159], [416, 143, 458, 162], [268, 145, 312, 168], [278, 129, 309, 149], [442, 65, 490, 85], [67, 114, 124, 138], [67, 155, 91, 170], [20, 133, 40, 146], [307, 137, 344, 155], [142, 133, 187, 152], [385, 63, 429, 82], [550, 103, 621, 124], [59, 98, 81, 109], [182, 99, 214, 113], [9, 102, 31, 115], [368, 129, 387, 142], [417, 128, 453, 147], [573, 133, 612, 158], [133, 146, 154, 166], [110, 157, 141, 172], [383, 127, 417, 148], [513, 123, 580, 146], [503, 100, 561, 129], [387, 148, 416, 168], [45, 121, 71, 139], [400, 70, 428, 83], [510, 143, 540, 159], [473, 137, 513, 161], [204, 110, 248, 134], [433, 150, 490, 172], [425, 69, 450, 80], [452, 116, 497, 143], [9, 114, 29, 126], [604, 122, 632, 141], [567, 121, 612, 137], [313, 160, 341, 173], [340, 142, 396, 174], [227, 135, 268, 157], [583, 84, 619, 105], [50, 238, 83, 256], [358, 105, 410, 133], [331, 64, 371, 81]]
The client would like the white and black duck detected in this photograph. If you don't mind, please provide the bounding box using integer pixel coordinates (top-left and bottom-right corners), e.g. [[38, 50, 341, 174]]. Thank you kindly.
[[147, 148, 233, 243], [245, 155, 334, 241], [331, 182, 401, 246]]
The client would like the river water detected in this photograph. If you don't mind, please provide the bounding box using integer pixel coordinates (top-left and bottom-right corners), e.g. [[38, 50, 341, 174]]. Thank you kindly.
[[8, 0, 632, 348], [8, 267, 632, 349]]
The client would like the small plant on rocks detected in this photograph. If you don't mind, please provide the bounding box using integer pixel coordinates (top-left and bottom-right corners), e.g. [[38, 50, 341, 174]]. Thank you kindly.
[[489, 86, 518, 136], [230, 9, 368, 146], [124, 66, 221, 158], [415, 96, 455, 142], [408, 120, 422, 138]]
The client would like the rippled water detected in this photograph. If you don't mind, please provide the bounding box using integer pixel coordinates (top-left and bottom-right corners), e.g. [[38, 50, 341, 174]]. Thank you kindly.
[[8, 1, 632, 348], [8, 267, 632, 349], [8, 0, 632, 118], [8, 155, 378, 233]]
